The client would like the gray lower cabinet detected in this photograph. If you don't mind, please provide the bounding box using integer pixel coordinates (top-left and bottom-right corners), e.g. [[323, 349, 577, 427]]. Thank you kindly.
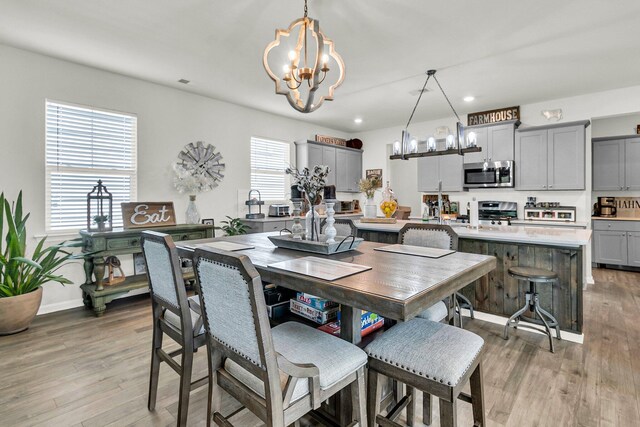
[[592, 220, 640, 266], [592, 137, 640, 191], [516, 120, 588, 191], [296, 140, 362, 193], [417, 151, 463, 192], [242, 220, 289, 234], [627, 232, 640, 267]]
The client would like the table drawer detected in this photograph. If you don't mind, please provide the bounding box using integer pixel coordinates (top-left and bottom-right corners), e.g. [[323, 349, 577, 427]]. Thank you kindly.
[[168, 231, 207, 242], [262, 221, 286, 232], [106, 236, 143, 250], [593, 220, 640, 232]]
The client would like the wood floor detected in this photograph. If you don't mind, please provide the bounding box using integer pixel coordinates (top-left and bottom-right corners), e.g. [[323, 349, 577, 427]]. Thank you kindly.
[[1, 268, 638, 427]]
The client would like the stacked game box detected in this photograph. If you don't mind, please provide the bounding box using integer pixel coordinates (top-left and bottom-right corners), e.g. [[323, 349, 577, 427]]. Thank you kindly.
[[317, 311, 385, 337], [289, 293, 339, 325]]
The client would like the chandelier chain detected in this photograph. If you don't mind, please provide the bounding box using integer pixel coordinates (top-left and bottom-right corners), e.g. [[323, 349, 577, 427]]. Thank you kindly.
[[304, 0, 308, 18], [405, 74, 431, 130], [433, 74, 462, 123]]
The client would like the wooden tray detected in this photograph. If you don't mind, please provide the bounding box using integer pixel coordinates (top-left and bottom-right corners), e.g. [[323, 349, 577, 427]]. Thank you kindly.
[[359, 217, 397, 224], [267, 234, 364, 254]]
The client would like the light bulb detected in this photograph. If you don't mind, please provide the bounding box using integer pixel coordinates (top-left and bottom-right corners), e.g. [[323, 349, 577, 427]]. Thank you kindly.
[[393, 140, 401, 155], [446, 134, 455, 149], [467, 131, 477, 147], [282, 64, 290, 73], [322, 54, 329, 64], [288, 50, 297, 61], [428, 136, 436, 152]]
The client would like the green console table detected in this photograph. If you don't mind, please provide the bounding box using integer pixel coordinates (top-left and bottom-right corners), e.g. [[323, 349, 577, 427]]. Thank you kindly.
[[79, 224, 215, 316]]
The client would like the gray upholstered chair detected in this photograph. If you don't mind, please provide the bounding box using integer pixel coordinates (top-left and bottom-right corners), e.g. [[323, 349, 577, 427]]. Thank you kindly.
[[192, 247, 368, 427], [366, 318, 486, 427], [320, 217, 357, 237], [141, 231, 207, 427]]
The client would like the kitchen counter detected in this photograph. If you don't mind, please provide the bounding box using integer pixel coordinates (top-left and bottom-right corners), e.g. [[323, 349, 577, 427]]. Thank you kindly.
[[354, 219, 591, 247], [242, 213, 363, 223], [592, 216, 640, 221]]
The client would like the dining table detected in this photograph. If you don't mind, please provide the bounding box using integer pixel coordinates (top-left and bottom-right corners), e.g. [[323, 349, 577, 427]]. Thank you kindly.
[[176, 232, 496, 425]]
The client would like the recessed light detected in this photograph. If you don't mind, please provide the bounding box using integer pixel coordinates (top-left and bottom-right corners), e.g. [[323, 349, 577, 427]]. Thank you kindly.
[[463, 96, 475, 102], [354, 118, 363, 124], [178, 79, 190, 84]]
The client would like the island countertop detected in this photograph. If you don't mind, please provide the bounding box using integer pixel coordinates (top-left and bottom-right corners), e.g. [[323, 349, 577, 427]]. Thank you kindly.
[[353, 219, 592, 247]]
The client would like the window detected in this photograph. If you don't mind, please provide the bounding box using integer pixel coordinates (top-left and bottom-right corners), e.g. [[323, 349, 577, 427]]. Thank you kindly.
[[45, 100, 137, 232], [250, 137, 290, 200]]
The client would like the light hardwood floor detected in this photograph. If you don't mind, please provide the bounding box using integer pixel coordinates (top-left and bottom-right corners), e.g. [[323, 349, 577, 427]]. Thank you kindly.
[[0, 268, 638, 426]]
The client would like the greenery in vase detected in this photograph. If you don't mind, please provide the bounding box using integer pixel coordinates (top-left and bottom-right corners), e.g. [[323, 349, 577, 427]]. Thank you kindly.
[[216, 216, 249, 236], [286, 165, 330, 205], [0, 191, 83, 297], [358, 176, 380, 199], [92, 214, 109, 224]]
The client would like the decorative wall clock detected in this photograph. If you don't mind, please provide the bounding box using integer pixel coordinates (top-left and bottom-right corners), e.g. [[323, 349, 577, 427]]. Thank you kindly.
[[173, 141, 225, 194]]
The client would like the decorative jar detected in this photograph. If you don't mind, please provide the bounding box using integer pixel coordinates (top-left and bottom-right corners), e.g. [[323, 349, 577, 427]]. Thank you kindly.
[[379, 182, 398, 218]]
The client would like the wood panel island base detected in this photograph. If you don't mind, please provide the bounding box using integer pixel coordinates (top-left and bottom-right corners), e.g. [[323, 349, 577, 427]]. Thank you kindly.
[[355, 220, 591, 333]]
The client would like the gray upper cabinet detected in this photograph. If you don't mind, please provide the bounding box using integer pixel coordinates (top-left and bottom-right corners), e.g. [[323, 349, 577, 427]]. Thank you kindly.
[[417, 141, 463, 193], [295, 140, 363, 193], [592, 136, 640, 191], [417, 156, 440, 192], [515, 129, 548, 190], [592, 139, 624, 191], [463, 120, 517, 164], [516, 120, 588, 191]]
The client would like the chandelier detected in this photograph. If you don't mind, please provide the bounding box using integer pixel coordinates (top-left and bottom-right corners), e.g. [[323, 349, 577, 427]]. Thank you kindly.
[[263, 0, 345, 113]]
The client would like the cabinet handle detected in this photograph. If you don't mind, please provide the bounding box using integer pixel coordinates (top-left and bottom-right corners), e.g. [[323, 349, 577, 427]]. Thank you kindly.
[[620, 186, 624, 190], [542, 185, 547, 188], [549, 184, 553, 188], [627, 186, 630, 190]]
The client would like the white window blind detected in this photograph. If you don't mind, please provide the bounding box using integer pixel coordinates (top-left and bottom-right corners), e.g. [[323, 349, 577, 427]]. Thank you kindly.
[[45, 100, 137, 232], [250, 137, 290, 200]]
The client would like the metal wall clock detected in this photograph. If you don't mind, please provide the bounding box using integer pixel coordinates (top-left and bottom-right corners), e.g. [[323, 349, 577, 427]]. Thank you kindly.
[[174, 141, 225, 193]]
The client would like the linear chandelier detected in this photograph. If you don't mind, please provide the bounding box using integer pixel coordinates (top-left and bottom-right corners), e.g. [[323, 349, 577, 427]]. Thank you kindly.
[[263, 0, 345, 113], [394, 70, 465, 159]]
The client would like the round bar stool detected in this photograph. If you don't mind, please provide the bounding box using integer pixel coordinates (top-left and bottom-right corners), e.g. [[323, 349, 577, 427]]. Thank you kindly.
[[504, 266, 562, 353]]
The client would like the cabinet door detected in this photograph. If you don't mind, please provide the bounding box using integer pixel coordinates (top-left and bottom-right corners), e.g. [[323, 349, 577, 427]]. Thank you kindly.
[[346, 150, 363, 192], [439, 153, 464, 192], [488, 123, 515, 161], [594, 230, 627, 265], [592, 139, 625, 191], [625, 138, 640, 191], [463, 126, 488, 164], [322, 146, 337, 186], [547, 125, 585, 190], [627, 232, 640, 267], [335, 149, 349, 192], [417, 156, 439, 192], [515, 129, 548, 190], [307, 144, 323, 169]]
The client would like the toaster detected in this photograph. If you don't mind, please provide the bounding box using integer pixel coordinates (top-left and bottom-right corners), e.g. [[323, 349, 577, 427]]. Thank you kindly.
[[268, 204, 290, 217]]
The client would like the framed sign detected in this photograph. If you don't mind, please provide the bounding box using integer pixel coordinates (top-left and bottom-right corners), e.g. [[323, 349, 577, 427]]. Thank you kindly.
[[315, 134, 346, 146], [468, 106, 520, 126], [121, 202, 176, 229], [366, 169, 383, 188]]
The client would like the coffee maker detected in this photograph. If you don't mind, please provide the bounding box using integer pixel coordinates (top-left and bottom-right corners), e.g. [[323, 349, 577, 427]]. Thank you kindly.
[[595, 197, 617, 217]]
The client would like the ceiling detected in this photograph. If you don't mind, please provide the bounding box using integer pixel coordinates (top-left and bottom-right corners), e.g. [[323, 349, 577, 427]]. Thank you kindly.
[[1, 0, 640, 133]]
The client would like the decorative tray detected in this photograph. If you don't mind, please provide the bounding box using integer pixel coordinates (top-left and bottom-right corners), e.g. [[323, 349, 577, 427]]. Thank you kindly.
[[267, 234, 364, 254], [359, 217, 397, 224]]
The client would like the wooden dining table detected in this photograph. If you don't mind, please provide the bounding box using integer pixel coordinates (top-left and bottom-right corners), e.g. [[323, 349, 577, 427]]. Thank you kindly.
[[177, 232, 496, 425]]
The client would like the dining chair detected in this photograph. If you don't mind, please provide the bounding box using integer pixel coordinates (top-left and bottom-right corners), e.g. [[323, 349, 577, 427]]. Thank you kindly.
[[192, 246, 368, 427], [141, 231, 208, 427], [320, 217, 357, 237]]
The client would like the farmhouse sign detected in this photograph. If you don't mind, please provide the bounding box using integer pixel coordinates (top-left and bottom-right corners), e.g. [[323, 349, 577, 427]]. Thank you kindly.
[[121, 202, 176, 229], [315, 134, 346, 146], [615, 197, 640, 219], [467, 106, 520, 126]]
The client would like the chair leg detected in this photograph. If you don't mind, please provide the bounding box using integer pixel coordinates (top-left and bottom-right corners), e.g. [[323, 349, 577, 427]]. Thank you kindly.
[[456, 292, 474, 319], [207, 349, 223, 427], [422, 392, 432, 426], [537, 304, 562, 340], [352, 367, 367, 426], [439, 399, 457, 427], [406, 386, 417, 425], [470, 362, 486, 427], [367, 369, 382, 427], [534, 303, 555, 353], [177, 342, 194, 426], [454, 298, 463, 329], [503, 295, 530, 340], [148, 319, 163, 411]]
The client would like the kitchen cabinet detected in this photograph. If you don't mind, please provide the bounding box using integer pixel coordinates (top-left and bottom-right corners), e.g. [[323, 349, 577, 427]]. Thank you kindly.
[[627, 232, 640, 267], [295, 140, 363, 192], [463, 120, 518, 164], [516, 120, 589, 191], [593, 137, 640, 191], [592, 219, 640, 267], [417, 150, 463, 192]]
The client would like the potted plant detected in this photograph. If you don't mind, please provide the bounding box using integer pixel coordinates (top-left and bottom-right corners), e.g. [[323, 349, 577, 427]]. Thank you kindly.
[[92, 214, 109, 231], [216, 216, 250, 236], [286, 165, 330, 241], [0, 192, 82, 335], [359, 176, 380, 218]]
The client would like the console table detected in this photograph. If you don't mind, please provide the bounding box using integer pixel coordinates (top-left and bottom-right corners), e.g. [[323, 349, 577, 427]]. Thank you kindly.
[[79, 224, 215, 316]]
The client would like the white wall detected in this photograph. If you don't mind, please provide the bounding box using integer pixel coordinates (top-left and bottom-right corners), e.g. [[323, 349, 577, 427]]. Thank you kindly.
[[0, 44, 348, 313], [592, 112, 640, 138]]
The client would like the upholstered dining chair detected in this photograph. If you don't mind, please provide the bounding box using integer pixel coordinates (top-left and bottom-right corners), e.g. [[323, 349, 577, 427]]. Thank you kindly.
[[141, 231, 208, 427], [320, 217, 357, 237], [192, 247, 368, 427]]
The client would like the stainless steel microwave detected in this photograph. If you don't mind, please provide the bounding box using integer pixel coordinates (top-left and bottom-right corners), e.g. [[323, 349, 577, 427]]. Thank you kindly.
[[463, 161, 514, 188]]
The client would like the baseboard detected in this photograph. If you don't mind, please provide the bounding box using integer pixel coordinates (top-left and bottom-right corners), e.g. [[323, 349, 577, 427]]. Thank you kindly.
[[37, 298, 84, 315], [462, 309, 584, 344]]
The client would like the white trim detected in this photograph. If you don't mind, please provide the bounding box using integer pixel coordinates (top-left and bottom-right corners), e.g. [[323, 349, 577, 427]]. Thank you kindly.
[[463, 309, 584, 344], [37, 298, 84, 315]]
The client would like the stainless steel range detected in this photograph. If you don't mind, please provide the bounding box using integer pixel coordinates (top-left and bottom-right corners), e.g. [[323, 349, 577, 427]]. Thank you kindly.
[[478, 200, 517, 225]]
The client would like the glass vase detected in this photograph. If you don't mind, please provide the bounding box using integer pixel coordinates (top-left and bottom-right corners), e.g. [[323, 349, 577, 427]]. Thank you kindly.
[[305, 204, 320, 241], [185, 195, 200, 224], [364, 197, 377, 218], [379, 182, 398, 218]]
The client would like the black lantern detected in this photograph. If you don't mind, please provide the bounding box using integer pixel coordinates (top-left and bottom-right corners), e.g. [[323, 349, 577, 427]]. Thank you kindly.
[[87, 180, 113, 232]]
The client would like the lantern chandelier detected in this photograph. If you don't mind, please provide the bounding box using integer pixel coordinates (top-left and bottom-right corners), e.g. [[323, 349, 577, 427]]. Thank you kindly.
[[263, 0, 345, 113]]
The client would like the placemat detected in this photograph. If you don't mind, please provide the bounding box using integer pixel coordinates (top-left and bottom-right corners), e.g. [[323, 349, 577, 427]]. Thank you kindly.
[[268, 256, 371, 281], [374, 244, 454, 258], [202, 241, 255, 252]]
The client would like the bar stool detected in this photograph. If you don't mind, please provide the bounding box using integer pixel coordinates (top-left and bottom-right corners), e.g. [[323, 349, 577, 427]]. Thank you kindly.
[[504, 266, 562, 353]]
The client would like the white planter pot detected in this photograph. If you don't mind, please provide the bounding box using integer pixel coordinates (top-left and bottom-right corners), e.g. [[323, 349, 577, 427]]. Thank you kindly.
[[364, 199, 377, 218]]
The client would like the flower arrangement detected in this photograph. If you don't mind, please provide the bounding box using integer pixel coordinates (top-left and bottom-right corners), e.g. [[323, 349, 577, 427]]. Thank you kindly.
[[286, 165, 330, 205], [358, 176, 380, 199], [172, 162, 218, 194]]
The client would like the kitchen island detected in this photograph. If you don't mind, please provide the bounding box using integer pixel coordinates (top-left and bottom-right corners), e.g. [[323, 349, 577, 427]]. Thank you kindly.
[[354, 220, 591, 333]]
